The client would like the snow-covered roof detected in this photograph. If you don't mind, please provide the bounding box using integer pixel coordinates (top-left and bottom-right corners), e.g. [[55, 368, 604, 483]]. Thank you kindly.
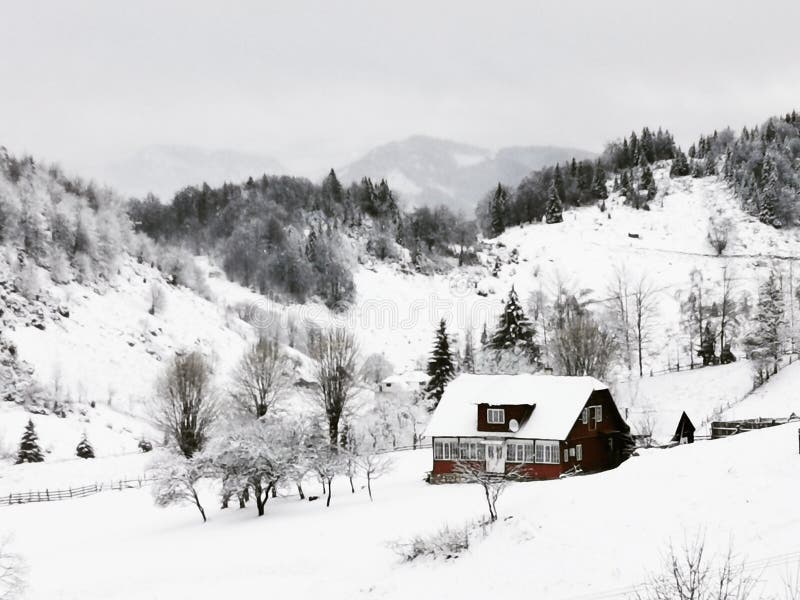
[[423, 374, 608, 441], [627, 408, 696, 445], [382, 371, 428, 385]]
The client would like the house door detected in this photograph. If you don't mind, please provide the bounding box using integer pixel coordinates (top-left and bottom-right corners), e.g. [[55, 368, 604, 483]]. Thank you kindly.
[[485, 442, 505, 473]]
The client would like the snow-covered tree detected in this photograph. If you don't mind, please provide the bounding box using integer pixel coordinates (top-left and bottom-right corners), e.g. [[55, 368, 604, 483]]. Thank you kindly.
[[489, 286, 539, 362], [307, 327, 360, 445], [545, 183, 563, 224], [150, 452, 208, 523], [151, 351, 217, 458], [462, 328, 475, 374], [746, 267, 785, 381], [0, 535, 26, 600], [424, 319, 455, 410], [232, 336, 293, 419], [489, 183, 508, 237], [360, 353, 394, 387], [356, 448, 393, 501], [15, 420, 43, 464], [75, 434, 95, 459]]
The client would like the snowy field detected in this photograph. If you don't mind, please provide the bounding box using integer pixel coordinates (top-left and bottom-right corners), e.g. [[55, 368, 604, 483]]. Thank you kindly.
[[3, 423, 800, 600]]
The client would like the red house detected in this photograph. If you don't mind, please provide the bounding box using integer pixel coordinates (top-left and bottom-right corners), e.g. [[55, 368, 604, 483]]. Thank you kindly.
[[424, 374, 631, 483]]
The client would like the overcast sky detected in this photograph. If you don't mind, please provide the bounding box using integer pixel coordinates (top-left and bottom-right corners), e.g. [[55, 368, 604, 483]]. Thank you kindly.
[[2, 0, 800, 181]]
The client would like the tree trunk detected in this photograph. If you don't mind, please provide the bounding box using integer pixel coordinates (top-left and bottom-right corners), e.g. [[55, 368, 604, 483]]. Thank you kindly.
[[349, 475, 355, 494], [328, 413, 340, 447], [326, 476, 333, 507], [367, 474, 373, 502], [192, 490, 207, 523], [297, 483, 305, 500]]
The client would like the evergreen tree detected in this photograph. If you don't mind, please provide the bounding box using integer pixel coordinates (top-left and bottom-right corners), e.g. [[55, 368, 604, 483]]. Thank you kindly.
[[591, 162, 608, 199], [480, 322, 489, 347], [697, 322, 717, 365], [15, 419, 44, 464], [759, 154, 779, 226], [424, 319, 455, 410], [553, 164, 566, 204], [489, 183, 508, 237], [749, 268, 784, 376], [545, 184, 563, 224], [490, 286, 540, 361], [670, 148, 691, 177], [462, 329, 475, 374], [76, 433, 95, 459]]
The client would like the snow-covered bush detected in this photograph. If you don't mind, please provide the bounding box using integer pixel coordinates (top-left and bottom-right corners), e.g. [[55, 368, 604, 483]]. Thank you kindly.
[[150, 452, 208, 523], [0, 535, 26, 600], [390, 520, 490, 562]]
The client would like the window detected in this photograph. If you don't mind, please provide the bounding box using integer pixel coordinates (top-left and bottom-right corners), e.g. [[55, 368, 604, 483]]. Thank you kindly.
[[563, 449, 569, 463], [487, 408, 505, 424], [576, 444, 583, 461], [595, 405, 603, 423], [581, 408, 588, 424], [434, 439, 458, 460], [459, 440, 483, 460], [506, 441, 533, 463], [535, 440, 560, 464]]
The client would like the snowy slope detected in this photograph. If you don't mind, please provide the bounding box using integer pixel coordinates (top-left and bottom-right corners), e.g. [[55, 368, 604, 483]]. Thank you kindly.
[[1, 257, 259, 461], [3, 422, 799, 599]]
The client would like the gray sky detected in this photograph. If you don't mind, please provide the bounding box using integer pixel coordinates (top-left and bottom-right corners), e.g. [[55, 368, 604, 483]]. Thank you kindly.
[[2, 0, 800, 180]]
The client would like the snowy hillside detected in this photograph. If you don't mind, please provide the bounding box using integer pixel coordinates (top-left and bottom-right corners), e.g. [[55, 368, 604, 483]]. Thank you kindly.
[[4, 420, 799, 599], [346, 168, 800, 374]]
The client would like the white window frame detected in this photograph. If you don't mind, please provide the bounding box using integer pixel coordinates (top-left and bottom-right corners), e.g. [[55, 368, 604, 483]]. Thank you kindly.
[[459, 440, 483, 460], [535, 440, 560, 464], [487, 408, 505, 424], [581, 408, 588, 424], [576, 443, 583, 461], [595, 405, 603, 423], [506, 441, 533, 463], [433, 438, 458, 460]]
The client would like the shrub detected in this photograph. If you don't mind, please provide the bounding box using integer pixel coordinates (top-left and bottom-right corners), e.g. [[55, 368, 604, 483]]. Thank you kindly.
[[389, 520, 490, 562]]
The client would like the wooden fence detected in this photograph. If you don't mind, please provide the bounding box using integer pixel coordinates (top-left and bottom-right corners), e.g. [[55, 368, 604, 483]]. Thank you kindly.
[[710, 416, 800, 440], [0, 476, 156, 507]]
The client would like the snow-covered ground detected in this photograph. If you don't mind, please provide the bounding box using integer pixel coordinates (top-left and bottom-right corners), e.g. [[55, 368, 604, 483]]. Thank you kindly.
[[3, 422, 799, 599]]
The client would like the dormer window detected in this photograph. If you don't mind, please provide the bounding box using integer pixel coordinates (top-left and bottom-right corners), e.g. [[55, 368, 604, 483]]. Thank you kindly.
[[487, 408, 505, 424]]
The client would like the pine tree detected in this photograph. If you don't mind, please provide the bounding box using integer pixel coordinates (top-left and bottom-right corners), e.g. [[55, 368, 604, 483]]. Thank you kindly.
[[424, 319, 455, 410], [490, 286, 540, 361], [591, 162, 608, 199], [750, 268, 784, 376], [15, 419, 44, 464], [670, 148, 691, 177], [489, 183, 508, 237], [697, 321, 717, 365], [76, 433, 95, 459], [545, 184, 563, 224], [462, 329, 475, 373], [480, 322, 489, 347], [759, 154, 779, 226]]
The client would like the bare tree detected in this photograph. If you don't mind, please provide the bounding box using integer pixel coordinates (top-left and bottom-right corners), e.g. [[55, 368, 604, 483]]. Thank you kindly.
[[551, 311, 617, 379], [307, 326, 360, 445], [607, 264, 634, 371], [453, 461, 520, 522], [148, 281, 167, 315], [0, 537, 25, 600], [360, 353, 394, 387], [635, 535, 759, 600], [356, 449, 394, 501], [232, 336, 293, 418], [150, 452, 208, 523], [151, 351, 217, 458], [707, 214, 733, 256], [718, 266, 740, 361], [631, 276, 660, 377]]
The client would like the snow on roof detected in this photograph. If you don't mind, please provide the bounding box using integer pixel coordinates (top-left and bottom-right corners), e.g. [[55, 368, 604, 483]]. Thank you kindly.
[[423, 374, 608, 441], [382, 371, 428, 385]]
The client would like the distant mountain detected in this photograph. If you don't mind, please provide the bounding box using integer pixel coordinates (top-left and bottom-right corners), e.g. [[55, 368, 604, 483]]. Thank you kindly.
[[98, 145, 285, 200], [339, 135, 596, 213]]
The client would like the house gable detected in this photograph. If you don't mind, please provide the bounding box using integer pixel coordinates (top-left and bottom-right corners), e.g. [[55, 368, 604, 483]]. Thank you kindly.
[[476, 403, 535, 433]]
